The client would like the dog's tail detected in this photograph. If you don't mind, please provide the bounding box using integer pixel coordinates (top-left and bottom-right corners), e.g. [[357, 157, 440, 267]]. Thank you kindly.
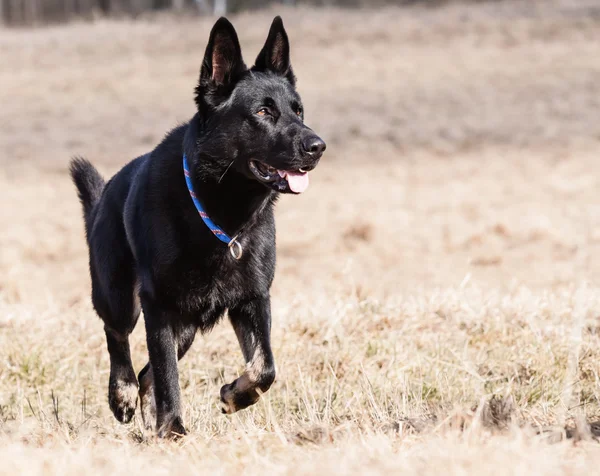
[[69, 157, 105, 219]]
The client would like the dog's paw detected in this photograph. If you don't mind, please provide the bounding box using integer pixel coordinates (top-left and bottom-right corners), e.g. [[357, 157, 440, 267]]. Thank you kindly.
[[108, 379, 139, 424], [139, 369, 157, 431], [140, 390, 157, 430], [220, 381, 259, 414], [220, 399, 234, 415], [157, 416, 187, 439], [219, 382, 239, 414]]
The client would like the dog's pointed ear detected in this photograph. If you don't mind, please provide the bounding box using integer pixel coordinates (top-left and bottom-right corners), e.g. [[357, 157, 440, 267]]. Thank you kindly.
[[254, 16, 296, 86], [195, 17, 246, 110]]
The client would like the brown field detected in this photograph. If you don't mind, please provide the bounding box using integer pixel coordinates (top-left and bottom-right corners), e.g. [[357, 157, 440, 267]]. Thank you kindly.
[[3, 0, 600, 473]]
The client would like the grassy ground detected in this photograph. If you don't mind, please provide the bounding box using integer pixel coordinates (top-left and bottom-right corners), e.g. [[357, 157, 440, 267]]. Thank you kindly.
[[3, 0, 600, 473]]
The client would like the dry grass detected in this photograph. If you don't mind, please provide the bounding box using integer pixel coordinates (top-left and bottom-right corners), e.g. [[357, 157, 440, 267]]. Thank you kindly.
[[3, 0, 600, 473]]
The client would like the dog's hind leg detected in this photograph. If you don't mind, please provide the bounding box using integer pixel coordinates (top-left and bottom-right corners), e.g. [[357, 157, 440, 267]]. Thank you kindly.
[[220, 296, 276, 414], [90, 234, 141, 424], [137, 362, 156, 432], [104, 322, 139, 423]]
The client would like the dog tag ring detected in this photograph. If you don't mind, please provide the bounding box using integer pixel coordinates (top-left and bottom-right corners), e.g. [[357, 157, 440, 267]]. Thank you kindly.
[[228, 238, 243, 260]]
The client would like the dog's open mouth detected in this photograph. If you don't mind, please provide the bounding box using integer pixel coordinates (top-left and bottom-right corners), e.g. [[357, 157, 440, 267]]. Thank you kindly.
[[248, 160, 309, 194]]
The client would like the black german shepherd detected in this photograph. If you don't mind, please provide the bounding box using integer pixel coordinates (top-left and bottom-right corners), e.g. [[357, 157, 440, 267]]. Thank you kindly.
[[69, 16, 325, 438]]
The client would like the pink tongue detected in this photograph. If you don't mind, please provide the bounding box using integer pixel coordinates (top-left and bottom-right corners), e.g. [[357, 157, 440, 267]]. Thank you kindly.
[[282, 170, 309, 193]]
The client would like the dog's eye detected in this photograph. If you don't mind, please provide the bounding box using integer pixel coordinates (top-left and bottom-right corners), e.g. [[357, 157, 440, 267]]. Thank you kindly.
[[296, 107, 303, 117], [257, 108, 270, 116]]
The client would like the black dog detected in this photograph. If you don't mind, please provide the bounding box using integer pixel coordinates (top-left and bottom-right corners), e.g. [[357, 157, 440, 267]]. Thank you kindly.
[[70, 16, 325, 438]]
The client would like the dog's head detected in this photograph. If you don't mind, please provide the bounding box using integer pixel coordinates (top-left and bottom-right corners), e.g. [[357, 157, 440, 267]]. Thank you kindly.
[[194, 17, 326, 194]]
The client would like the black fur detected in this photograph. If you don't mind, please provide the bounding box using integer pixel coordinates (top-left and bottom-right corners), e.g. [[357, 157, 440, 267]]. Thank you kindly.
[[70, 16, 326, 438], [69, 157, 105, 222]]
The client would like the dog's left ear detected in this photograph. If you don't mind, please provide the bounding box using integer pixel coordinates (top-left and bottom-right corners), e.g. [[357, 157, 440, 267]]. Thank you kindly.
[[196, 17, 247, 111], [254, 16, 296, 86]]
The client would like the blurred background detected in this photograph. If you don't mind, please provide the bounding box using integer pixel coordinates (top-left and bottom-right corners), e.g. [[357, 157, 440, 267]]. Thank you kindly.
[[4, 0, 418, 25]]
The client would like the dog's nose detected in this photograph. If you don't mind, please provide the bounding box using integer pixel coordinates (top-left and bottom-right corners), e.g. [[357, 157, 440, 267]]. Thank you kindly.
[[302, 136, 327, 159]]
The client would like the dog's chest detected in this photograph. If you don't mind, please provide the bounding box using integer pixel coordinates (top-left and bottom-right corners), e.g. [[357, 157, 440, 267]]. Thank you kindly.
[[170, 246, 272, 316]]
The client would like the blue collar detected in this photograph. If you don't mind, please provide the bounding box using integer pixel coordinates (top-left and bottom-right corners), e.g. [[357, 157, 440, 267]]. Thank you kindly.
[[183, 154, 242, 259]]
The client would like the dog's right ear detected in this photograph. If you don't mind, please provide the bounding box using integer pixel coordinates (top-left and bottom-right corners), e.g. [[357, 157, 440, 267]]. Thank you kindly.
[[195, 17, 246, 111]]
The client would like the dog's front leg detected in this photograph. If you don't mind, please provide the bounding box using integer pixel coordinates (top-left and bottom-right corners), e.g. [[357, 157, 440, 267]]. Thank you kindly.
[[142, 299, 185, 438], [220, 296, 276, 414]]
